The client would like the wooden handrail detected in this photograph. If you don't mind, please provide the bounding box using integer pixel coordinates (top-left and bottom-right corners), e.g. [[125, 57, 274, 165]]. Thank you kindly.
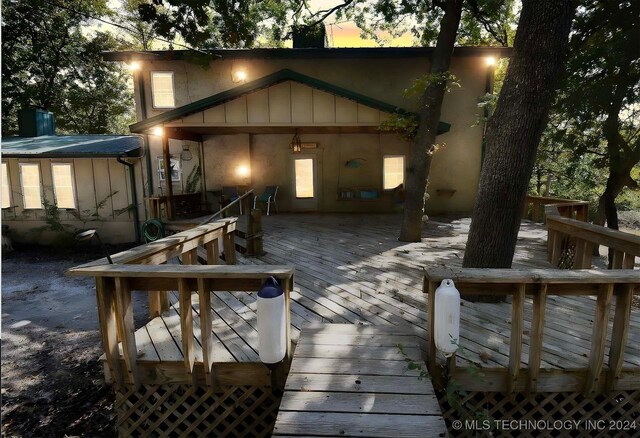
[[424, 268, 640, 394], [523, 195, 589, 223], [546, 206, 640, 269], [199, 189, 254, 225], [82, 265, 294, 388]]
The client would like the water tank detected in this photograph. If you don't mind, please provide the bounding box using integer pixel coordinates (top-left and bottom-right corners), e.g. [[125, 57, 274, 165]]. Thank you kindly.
[[18, 108, 56, 137]]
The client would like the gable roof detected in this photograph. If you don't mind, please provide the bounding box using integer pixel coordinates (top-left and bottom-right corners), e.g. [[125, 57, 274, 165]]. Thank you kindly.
[[1, 135, 143, 158], [130, 69, 451, 135]]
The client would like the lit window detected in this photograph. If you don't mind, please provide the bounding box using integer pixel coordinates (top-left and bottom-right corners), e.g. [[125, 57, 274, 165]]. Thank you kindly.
[[19, 163, 42, 209], [383, 155, 405, 190], [294, 158, 314, 198], [51, 163, 76, 209], [2, 162, 11, 208], [157, 156, 181, 182], [151, 72, 175, 108]]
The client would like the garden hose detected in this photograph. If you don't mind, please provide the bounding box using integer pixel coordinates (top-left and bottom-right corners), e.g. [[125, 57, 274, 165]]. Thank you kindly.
[[142, 219, 165, 243]]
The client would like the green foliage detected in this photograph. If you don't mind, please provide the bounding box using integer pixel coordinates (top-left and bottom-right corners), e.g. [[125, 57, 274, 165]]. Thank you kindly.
[[379, 114, 419, 141], [396, 343, 428, 380], [1, 0, 135, 135], [185, 164, 202, 194], [533, 1, 640, 216]]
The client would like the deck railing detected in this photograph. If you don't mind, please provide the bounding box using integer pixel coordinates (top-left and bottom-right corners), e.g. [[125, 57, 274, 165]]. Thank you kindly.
[[67, 264, 294, 389], [424, 268, 640, 395], [546, 205, 640, 269], [523, 195, 589, 223]]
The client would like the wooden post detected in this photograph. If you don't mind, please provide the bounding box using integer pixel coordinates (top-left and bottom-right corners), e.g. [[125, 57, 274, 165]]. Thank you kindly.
[[425, 277, 436, 374], [114, 277, 140, 388], [246, 200, 255, 256], [585, 283, 614, 395], [96, 277, 124, 387], [507, 284, 525, 394], [178, 278, 196, 385], [205, 239, 219, 265], [574, 239, 587, 269], [223, 227, 236, 265], [198, 278, 215, 387], [527, 284, 547, 394], [607, 284, 633, 391], [551, 232, 563, 267], [162, 134, 174, 220], [611, 250, 625, 269], [252, 209, 264, 256], [148, 291, 162, 318]]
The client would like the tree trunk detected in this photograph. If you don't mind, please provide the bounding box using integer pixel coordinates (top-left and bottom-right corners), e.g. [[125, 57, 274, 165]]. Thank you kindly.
[[463, 0, 575, 270], [398, 0, 463, 242]]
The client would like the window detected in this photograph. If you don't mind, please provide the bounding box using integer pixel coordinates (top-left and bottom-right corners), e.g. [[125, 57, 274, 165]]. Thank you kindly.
[[294, 158, 314, 198], [383, 155, 405, 190], [2, 162, 11, 208], [19, 163, 42, 209], [151, 72, 175, 108], [51, 163, 76, 209], [157, 156, 181, 182]]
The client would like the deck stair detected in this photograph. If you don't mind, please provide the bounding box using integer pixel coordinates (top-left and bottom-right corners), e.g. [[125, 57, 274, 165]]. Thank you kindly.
[[273, 324, 448, 437]]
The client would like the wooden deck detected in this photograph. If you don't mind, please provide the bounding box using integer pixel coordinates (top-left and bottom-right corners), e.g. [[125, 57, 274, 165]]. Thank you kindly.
[[128, 214, 639, 373], [272, 324, 447, 437]]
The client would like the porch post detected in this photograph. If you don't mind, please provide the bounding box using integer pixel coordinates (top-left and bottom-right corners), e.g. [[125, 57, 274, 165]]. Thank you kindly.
[[162, 134, 174, 220]]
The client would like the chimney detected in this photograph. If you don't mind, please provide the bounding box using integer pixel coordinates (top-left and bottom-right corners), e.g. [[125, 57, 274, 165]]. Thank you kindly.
[[292, 24, 327, 48], [18, 108, 56, 137]]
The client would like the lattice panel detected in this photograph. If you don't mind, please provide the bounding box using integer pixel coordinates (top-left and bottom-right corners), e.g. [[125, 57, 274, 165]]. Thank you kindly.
[[115, 384, 281, 437], [438, 390, 640, 437]]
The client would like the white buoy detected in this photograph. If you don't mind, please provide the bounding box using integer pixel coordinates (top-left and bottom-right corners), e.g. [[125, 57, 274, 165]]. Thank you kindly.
[[257, 277, 287, 364], [434, 278, 461, 357]]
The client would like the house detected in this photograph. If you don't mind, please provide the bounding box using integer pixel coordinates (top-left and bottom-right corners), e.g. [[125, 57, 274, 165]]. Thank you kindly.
[[1, 109, 144, 244], [106, 45, 510, 218]]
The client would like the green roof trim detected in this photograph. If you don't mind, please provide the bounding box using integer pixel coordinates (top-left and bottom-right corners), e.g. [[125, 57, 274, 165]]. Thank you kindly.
[[130, 69, 451, 135]]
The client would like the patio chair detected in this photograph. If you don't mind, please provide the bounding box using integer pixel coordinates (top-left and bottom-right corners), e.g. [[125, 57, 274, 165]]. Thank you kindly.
[[222, 186, 242, 215], [254, 185, 279, 216]]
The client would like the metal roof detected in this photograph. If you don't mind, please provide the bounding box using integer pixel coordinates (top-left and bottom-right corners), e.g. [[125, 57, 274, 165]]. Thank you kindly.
[[130, 68, 451, 135], [1, 135, 143, 158], [103, 46, 512, 62]]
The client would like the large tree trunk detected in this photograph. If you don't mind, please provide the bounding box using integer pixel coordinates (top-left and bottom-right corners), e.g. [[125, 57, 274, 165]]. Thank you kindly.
[[463, 0, 575, 268], [399, 0, 463, 242]]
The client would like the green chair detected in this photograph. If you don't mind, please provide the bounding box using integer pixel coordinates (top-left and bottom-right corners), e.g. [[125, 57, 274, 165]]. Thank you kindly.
[[254, 186, 278, 215]]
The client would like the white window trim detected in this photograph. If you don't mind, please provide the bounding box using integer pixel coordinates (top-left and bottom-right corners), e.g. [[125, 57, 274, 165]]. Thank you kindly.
[[383, 155, 406, 191], [18, 162, 43, 209], [150, 71, 176, 109], [2, 162, 12, 209], [157, 155, 181, 183], [51, 162, 77, 210]]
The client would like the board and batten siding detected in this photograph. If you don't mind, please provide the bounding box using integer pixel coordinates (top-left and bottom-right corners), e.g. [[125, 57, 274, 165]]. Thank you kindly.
[[1, 157, 144, 244]]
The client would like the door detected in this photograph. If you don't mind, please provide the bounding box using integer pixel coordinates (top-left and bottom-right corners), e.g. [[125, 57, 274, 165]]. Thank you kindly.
[[291, 154, 319, 211]]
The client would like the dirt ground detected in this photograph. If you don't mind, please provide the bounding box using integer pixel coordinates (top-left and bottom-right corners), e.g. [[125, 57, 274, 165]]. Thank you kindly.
[[1, 243, 146, 438]]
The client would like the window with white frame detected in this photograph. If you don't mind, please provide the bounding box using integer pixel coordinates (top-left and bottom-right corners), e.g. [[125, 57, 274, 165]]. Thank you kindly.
[[383, 155, 405, 190], [2, 162, 11, 208], [51, 163, 76, 209], [157, 156, 181, 183], [19, 163, 42, 209], [151, 72, 175, 108]]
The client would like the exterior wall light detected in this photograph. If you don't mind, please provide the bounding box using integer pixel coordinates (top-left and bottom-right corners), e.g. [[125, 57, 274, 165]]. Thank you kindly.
[[486, 56, 497, 67], [152, 126, 164, 137], [129, 61, 141, 71], [236, 165, 250, 178], [232, 70, 247, 83], [434, 278, 461, 357]]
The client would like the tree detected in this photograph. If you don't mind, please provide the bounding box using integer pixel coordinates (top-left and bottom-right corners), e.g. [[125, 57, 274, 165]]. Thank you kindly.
[[536, 1, 640, 230], [463, 0, 576, 268], [1, 0, 134, 135]]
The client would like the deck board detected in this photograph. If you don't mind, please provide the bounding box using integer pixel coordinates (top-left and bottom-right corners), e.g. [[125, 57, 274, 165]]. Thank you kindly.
[[273, 324, 447, 437], [124, 214, 639, 374]]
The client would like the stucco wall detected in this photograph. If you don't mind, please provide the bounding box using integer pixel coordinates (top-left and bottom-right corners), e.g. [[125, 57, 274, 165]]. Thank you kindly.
[[134, 55, 490, 213], [2, 157, 144, 244]]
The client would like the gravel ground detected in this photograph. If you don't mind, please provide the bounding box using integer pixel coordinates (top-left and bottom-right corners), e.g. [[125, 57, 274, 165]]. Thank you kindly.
[[1, 243, 145, 438]]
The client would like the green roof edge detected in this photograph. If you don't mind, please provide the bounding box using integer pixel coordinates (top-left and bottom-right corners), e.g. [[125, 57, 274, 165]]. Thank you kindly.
[[130, 69, 451, 135]]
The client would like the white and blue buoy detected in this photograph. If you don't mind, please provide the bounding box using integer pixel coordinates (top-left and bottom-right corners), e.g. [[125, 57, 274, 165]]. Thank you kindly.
[[257, 277, 287, 364]]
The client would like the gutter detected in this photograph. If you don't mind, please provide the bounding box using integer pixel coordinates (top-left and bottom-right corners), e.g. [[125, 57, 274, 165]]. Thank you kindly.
[[117, 154, 141, 243]]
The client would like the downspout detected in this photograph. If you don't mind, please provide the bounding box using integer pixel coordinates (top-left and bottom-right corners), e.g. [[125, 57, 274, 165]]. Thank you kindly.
[[117, 154, 141, 243]]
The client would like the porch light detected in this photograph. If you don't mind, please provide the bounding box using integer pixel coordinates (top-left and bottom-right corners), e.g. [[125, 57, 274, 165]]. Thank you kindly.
[[236, 165, 250, 177], [290, 131, 302, 153], [232, 69, 247, 83], [485, 56, 497, 67], [152, 126, 164, 137], [128, 61, 141, 71], [433, 279, 460, 357]]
